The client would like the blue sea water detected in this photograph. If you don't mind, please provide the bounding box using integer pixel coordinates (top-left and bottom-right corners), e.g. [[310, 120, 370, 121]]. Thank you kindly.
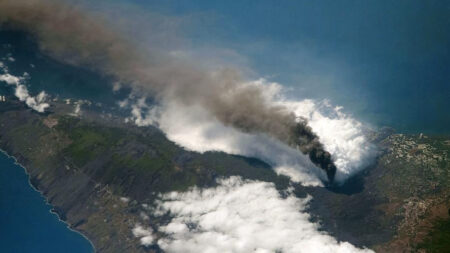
[[116, 0, 450, 134], [4, 0, 450, 135], [0, 1, 448, 251], [0, 152, 93, 253]]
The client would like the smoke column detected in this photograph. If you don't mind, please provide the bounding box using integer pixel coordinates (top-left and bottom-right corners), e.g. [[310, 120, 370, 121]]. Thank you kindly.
[[0, 0, 336, 181]]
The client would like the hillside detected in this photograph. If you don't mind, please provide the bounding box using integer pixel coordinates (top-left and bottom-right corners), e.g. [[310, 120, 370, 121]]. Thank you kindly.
[[0, 93, 449, 252]]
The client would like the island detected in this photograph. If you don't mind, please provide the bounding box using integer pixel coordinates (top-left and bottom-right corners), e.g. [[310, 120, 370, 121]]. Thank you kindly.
[[0, 87, 449, 252]]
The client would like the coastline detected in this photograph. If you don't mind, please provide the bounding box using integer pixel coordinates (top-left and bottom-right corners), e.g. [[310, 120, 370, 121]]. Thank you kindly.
[[0, 99, 448, 252], [0, 148, 96, 253]]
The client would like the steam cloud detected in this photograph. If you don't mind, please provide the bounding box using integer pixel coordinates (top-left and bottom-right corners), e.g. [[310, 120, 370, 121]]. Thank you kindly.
[[0, 0, 337, 181], [139, 80, 374, 185]]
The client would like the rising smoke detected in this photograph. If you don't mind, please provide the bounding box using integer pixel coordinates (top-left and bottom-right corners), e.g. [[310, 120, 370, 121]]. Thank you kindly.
[[0, 0, 336, 181]]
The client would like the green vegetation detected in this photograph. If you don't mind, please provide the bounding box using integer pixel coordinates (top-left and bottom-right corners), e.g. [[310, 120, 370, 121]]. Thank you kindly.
[[52, 114, 289, 196], [1, 99, 449, 253], [64, 126, 123, 167]]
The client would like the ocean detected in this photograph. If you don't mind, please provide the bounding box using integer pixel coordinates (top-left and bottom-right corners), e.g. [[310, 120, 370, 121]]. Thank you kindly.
[[0, 1, 449, 250], [0, 152, 93, 253]]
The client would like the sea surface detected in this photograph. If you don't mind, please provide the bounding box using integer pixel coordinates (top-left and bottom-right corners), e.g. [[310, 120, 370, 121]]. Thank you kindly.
[[0, 152, 93, 253], [0, 1, 449, 250]]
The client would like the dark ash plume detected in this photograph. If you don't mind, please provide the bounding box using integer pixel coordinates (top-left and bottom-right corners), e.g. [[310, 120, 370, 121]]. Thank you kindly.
[[0, 0, 336, 182]]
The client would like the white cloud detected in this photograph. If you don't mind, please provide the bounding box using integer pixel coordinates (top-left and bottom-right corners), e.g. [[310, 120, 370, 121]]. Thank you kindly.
[[14, 85, 49, 113], [14, 84, 29, 100], [0, 73, 22, 85], [118, 99, 129, 108], [140, 211, 149, 221], [132, 224, 154, 246], [128, 97, 158, 127], [120, 197, 130, 203], [152, 176, 373, 253], [0, 66, 50, 113], [125, 79, 374, 185], [70, 102, 83, 117], [151, 101, 325, 186], [240, 80, 376, 182], [74, 104, 81, 115], [281, 99, 376, 182], [112, 81, 122, 92]]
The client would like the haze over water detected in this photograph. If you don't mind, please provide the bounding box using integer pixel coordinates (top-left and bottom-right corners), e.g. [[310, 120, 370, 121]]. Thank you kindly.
[[119, 0, 449, 134], [4, 0, 450, 134], [0, 0, 448, 251]]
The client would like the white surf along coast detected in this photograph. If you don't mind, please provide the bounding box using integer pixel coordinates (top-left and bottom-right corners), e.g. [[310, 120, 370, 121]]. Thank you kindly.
[[1, 58, 375, 252]]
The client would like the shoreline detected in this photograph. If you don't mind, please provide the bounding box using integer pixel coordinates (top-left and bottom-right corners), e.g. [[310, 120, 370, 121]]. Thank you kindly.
[[0, 148, 96, 253]]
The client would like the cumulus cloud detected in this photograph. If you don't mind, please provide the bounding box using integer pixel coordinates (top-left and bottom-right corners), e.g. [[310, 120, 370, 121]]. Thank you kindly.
[[150, 176, 373, 253], [132, 224, 154, 246], [0, 70, 49, 113], [69, 100, 86, 117], [0, 73, 22, 85], [126, 79, 374, 185], [14, 85, 50, 113], [129, 97, 157, 127], [120, 196, 130, 203]]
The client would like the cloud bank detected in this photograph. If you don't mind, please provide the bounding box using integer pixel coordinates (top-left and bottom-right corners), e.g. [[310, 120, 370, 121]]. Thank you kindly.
[[140, 176, 373, 253]]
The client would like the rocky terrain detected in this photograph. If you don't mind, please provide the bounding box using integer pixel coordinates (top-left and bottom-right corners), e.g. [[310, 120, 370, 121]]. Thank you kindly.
[[0, 98, 291, 252], [0, 31, 449, 253], [0, 92, 449, 252], [373, 133, 450, 252]]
